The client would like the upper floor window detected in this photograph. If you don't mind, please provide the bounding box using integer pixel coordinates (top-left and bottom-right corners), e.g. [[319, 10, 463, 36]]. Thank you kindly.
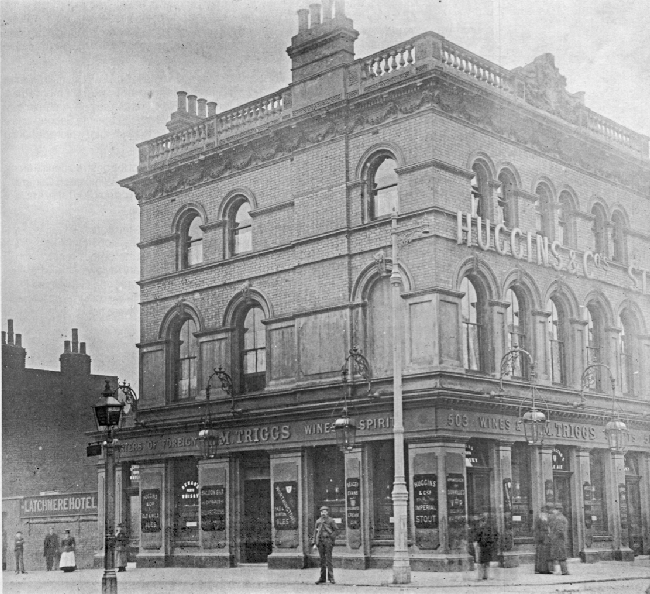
[[471, 162, 490, 219], [239, 306, 266, 393], [547, 298, 567, 385], [620, 311, 640, 396], [591, 204, 608, 256], [182, 214, 203, 268], [496, 170, 515, 227], [173, 318, 198, 400], [534, 183, 553, 238], [366, 277, 393, 377], [557, 192, 573, 247], [506, 287, 528, 378], [366, 155, 398, 219], [610, 212, 626, 263], [230, 200, 252, 256], [460, 276, 485, 371], [586, 305, 604, 391]]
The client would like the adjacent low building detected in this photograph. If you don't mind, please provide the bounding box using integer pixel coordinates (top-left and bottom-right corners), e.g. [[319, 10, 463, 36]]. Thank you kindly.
[[117, 1, 650, 571]]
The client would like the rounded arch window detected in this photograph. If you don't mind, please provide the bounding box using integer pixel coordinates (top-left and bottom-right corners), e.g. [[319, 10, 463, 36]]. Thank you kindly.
[[460, 276, 486, 371], [496, 170, 515, 227], [586, 304, 605, 391], [506, 287, 528, 378], [366, 276, 393, 377], [547, 298, 567, 385], [620, 310, 640, 396], [610, 212, 626, 263], [534, 183, 553, 238], [591, 204, 608, 256], [181, 213, 203, 268], [471, 162, 491, 219], [239, 305, 266, 393], [365, 153, 398, 220], [173, 318, 198, 400], [230, 199, 252, 256], [557, 192, 573, 247]]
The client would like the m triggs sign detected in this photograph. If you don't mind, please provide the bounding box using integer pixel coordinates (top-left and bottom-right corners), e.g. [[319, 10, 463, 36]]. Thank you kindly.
[[21, 492, 98, 517]]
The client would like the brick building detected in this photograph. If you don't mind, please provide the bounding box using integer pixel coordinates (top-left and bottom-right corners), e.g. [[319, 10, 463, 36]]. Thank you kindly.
[[2, 321, 117, 570], [117, 1, 650, 571]]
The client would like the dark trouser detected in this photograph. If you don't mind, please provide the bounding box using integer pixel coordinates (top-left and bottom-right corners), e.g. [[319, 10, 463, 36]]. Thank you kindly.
[[46, 554, 56, 570], [14, 550, 24, 573], [550, 559, 569, 574], [478, 561, 490, 579], [317, 540, 334, 582]]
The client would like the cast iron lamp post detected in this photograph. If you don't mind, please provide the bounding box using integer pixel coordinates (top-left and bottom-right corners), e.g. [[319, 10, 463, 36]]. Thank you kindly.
[[334, 346, 372, 452], [199, 367, 235, 458], [92, 379, 137, 594]]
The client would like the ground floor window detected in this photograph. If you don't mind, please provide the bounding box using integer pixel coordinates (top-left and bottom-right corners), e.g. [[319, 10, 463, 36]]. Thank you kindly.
[[372, 440, 401, 540], [172, 457, 199, 544], [589, 450, 608, 536], [511, 443, 533, 537], [313, 446, 345, 531]]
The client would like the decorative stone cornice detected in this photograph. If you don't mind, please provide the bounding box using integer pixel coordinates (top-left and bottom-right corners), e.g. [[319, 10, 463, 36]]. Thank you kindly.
[[249, 199, 295, 218], [396, 157, 473, 179], [137, 233, 178, 249]]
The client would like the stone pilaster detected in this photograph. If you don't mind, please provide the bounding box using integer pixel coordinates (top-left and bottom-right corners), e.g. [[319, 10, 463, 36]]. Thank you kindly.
[[605, 450, 634, 561], [198, 457, 233, 567]]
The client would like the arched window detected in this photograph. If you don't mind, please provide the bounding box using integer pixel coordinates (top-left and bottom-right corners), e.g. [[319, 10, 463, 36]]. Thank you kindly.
[[610, 212, 626, 263], [230, 200, 252, 256], [586, 305, 604, 391], [181, 213, 203, 268], [557, 192, 573, 247], [506, 287, 528, 378], [364, 154, 398, 220], [366, 277, 393, 377], [460, 276, 485, 371], [471, 162, 490, 219], [496, 170, 515, 227], [620, 311, 640, 396], [173, 318, 198, 400], [534, 183, 553, 238], [591, 204, 608, 256], [239, 306, 266, 393], [547, 298, 567, 385]]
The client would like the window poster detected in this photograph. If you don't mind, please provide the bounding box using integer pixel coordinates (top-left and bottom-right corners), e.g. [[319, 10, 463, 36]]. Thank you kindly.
[[141, 489, 161, 533], [273, 481, 298, 530], [201, 485, 226, 531], [413, 474, 438, 529], [346, 478, 361, 530]]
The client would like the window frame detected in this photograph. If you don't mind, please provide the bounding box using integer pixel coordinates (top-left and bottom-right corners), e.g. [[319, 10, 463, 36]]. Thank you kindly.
[[506, 287, 529, 379], [547, 298, 567, 386], [364, 152, 399, 221], [557, 191, 574, 248], [586, 305, 605, 392], [610, 212, 626, 264], [534, 183, 554, 239], [236, 304, 267, 394], [228, 198, 253, 257], [179, 212, 204, 269], [171, 317, 199, 401], [471, 162, 491, 220], [619, 311, 639, 397], [591, 204, 608, 256], [460, 276, 487, 372], [496, 170, 516, 228]]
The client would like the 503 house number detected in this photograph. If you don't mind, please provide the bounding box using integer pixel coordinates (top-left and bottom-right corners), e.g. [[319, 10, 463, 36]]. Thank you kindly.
[[447, 413, 469, 428]]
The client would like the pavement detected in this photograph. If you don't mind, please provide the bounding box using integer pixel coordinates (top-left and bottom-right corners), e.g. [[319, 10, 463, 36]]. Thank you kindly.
[[3, 557, 650, 594]]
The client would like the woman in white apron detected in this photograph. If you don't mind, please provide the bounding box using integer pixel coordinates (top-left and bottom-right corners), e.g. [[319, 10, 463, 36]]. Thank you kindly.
[[59, 529, 76, 572]]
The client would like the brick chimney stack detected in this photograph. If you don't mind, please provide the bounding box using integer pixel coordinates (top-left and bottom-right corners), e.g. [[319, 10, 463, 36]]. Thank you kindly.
[[2, 319, 27, 370], [166, 90, 216, 133], [60, 328, 91, 375]]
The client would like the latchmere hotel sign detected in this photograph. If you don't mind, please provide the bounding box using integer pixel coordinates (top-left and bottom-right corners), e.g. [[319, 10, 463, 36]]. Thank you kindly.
[[21, 491, 98, 518]]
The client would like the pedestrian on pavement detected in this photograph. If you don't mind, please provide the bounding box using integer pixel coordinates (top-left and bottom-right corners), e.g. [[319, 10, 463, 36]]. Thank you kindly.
[[311, 505, 338, 585], [115, 524, 129, 572], [534, 504, 552, 574], [59, 529, 76, 572], [474, 512, 499, 580], [549, 505, 570, 575], [43, 527, 60, 571], [14, 530, 26, 574]]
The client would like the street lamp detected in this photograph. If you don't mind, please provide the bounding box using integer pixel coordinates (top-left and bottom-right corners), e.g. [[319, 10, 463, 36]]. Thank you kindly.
[[499, 348, 549, 445], [580, 364, 629, 452], [385, 210, 430, 585], [335, 346, 372, 453], [92, 379, 137, 594]]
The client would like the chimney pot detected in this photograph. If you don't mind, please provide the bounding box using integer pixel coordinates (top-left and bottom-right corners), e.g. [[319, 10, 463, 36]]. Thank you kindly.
[[64, 340, 71, 353], [177, 91, 188, 113], [334, 0, 346, 18], [2, 331, 6, 345], [187, 95, 197, 116], [8, 319, 14, 344], [197, 98, 207, 118], [297, 8, 309, 31], [310, 4, 321, 27], [80, 342, 86, 355], [322, 0, 333, 21], [207, 101, 217, 117], [15, 334, 22, 348], [72, 329, 79, 353]]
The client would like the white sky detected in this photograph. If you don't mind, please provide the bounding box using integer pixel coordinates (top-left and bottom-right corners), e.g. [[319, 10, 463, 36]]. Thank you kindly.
[[2, 0, 649, 385]]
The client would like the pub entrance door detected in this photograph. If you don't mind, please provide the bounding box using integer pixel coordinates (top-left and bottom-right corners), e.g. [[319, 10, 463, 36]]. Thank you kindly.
[[626, 478, 643, 555], [240, 453, 272, 563], [553, 474, 574, 556]]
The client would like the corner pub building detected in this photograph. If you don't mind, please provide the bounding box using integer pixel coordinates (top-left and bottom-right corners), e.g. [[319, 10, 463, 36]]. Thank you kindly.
[[114, 1, 650, 572]]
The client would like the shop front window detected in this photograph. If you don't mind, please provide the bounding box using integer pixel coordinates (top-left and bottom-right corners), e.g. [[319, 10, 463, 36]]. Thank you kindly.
[[313, 446, 345, 531], [511, 443, 533, 538], [589, 450, 608, 536], [173, 458, 199, 544], [372, 441, 401, 540]]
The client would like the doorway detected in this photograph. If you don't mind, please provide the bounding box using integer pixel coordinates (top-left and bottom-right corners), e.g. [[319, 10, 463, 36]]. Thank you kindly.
[[626, 478, 643, 555], [553, 474, 574, 555], [242, 479, 272, 562]]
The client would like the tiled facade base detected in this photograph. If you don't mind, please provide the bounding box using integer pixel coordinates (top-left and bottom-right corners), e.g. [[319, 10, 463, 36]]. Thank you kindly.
[[613, 548, 635, 562], [136, 554, 168, 568], [339, 555, 371, 570], [499, 551, 521, 568], [369, 553, 474, 572], [171, 554, 233, 568], [267, 553, 306, 569]]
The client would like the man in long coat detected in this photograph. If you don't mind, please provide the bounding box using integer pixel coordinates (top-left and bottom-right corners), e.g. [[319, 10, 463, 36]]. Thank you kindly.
[[534, 504, 552, 574], [475, 513, 499, 580], [312, 505, 338, 585], [43, 527, 59, 571], [549, 505, 570, 575]]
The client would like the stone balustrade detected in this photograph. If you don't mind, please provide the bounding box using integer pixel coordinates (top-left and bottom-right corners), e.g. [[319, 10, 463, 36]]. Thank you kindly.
[[217, 91, 286, 138], [441, 38, 516, 94], [360, 41, 415, 80], [585, 108, 649, 157]]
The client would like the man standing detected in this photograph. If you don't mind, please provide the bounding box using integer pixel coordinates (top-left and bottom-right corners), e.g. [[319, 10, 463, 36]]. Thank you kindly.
[[14, 531, 26, 574], [115, 524, 129, 572], [474, 512, 499, 581], [312, 505, 338, 585], [534, 504, 552, 574], [549, 505, 570, 575], [44, 527, 59, 571]]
